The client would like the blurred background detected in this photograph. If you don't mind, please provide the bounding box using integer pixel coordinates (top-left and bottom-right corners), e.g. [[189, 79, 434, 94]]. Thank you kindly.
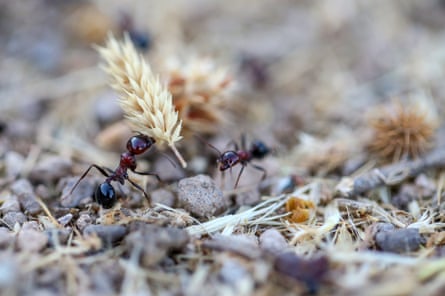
[[1, 0, 445, 177]]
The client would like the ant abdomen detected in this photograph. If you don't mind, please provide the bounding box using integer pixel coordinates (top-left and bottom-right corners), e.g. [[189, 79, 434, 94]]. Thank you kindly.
[[95, 183, 117, 209], [250, 140, 269, 159]]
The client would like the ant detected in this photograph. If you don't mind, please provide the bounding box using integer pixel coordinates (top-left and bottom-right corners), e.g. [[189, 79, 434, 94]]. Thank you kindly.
[[205, 135, 270, 188], [119, 12, 152, 52], [68, 134, 161, 209]]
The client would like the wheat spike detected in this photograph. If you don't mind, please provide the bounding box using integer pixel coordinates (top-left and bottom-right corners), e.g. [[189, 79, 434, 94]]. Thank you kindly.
[[97, 33, 186, 168]]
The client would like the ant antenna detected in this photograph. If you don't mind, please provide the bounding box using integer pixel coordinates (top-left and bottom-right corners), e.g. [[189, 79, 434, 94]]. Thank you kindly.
[[194, 134, 222, 155], [160, 152, 178, 168]]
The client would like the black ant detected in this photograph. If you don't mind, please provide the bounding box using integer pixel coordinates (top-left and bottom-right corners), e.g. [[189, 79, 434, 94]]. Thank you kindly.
[[119, 12, 152, 52], [205, 135, 270, 188], [68, 134, 161, 209]]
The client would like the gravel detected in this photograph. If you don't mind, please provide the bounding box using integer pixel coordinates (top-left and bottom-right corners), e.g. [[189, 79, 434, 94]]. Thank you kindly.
[[10, 179, 42, 215], [124, 223, 189, 266], [2, 212, 27, 227], [17, 222, 49, 252], [59, 176, 96, 208], [83, 224, 128, 246], [374, 224, 425, 253], [177, 174, 228, 218], [29, 156, 72, 184], [259, 228, 288, 254]]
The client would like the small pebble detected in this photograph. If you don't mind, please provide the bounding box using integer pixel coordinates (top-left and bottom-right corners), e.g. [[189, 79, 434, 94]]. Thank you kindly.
[[22, 221, 40, 232], [274, 252, 329, 294], [57, 213, 73, 226], [4, 151, 25, 178], [76, 213, 93, 231], [29, 156, 72, 184], [375, 226, 425, 253], [202, 234, 261, 259], [0, 198, 21, 214], [151, 188, 176, 207], [59, 176, 95, 208], [10, 179, 41, 215], [83, 224, 127, 246], [177, 174, 228, 218], [259, 228, 288, 254], [125, 223, 189, 266], [35, 184, 52, 200], [45, 228, 71, 247], [2, 212, 27, 227], [392, 184, 416, 210], [17, 227, 48, 252], [0, 227, 14, 248]]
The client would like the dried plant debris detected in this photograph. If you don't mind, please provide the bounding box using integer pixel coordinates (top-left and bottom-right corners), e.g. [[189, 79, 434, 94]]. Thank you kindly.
[[98, 34, 186, 167], [162, 55, 233, 135], [5, 1, 445, 295], [367, 100, 437, 163]]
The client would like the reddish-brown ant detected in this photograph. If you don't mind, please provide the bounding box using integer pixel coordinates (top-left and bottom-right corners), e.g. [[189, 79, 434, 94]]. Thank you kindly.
[[205, 135, 270, 188], [68, 134, 161, 209]]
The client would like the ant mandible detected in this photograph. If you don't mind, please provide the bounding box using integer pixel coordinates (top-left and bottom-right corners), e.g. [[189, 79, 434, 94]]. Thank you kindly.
[[68, 134, 161, 209], [208, 134, 270, 188]]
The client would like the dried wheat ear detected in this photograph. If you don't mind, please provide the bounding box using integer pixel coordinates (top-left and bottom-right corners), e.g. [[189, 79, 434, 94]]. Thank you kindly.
[[97, 33, 187, 168]]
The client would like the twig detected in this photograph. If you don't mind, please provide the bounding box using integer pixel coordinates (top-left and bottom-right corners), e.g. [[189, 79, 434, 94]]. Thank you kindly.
[[336, 148, 445, 197]]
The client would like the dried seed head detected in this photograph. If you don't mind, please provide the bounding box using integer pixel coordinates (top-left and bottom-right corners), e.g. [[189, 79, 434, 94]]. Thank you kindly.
[[285, 196, 315, 223], [368, 101, 437, 162], [97, 34, 186, 167], [162, 56, 233, 135]]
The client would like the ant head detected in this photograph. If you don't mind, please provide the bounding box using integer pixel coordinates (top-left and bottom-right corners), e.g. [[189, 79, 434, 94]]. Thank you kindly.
[[95, 182, 116, 209], [127, 134, 155, 155], [218, 151, 240, 171], [250, 140, 270, 159]]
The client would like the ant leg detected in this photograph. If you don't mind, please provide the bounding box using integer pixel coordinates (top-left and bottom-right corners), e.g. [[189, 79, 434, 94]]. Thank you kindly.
[[104, 167, 114, 174], [69, 164, 112, 195], [234, 165, 246, 188], [221, 171, 226, 188], [241, 133, 247, 151], [132, 170, 162, 183], [249, 163, 267, 181], [126, 178, 151, 206], [226, 139, 239, 151]]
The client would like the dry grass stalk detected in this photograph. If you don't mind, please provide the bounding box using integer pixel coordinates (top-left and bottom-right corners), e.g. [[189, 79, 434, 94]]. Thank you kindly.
[[98, 33, 187, 167], [336, 147, 445, 197], [368, 101, 436, 162]]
